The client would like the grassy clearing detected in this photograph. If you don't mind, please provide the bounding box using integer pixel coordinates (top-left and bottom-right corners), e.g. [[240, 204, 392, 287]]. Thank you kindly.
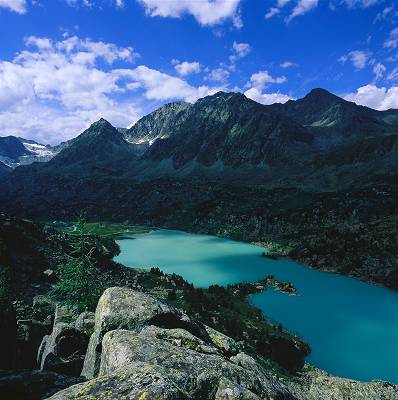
[[51, 221, 155, 238]]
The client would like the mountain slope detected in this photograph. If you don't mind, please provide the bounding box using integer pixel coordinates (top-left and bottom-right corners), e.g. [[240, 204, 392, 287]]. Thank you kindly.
[[0, 161, 11, 174], [140, 92, 313, 175], [124, 101, 192, 145], [44, 118, 137, 174], [0, 136, 32, 163], [0, 136, 58, 167], [269, 88, 398, 148]]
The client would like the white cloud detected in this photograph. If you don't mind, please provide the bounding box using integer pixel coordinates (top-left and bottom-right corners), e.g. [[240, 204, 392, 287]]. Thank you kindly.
[[373, 63, 386, 80], [280, 61, 298, 68], [344, 84, 398, 110], [0, 35, 220, 143], [173, 61, 201, 76], [265, 7, 280, 19], [384, 28, 398, 50], [247, 70, 287, 90], [229, 41, 251, 63], [339, 50, 371, 70], [243, 70, 289, 104], [244, 88, 292, 105], [136, 0, 242, 27], [387, 66, 398, 81], [0, 0, 27, 13], [286, 0, 318, 22], [341, 0, 380, 8], [116, 65, 221, 103], [206, 68, 230, 82]]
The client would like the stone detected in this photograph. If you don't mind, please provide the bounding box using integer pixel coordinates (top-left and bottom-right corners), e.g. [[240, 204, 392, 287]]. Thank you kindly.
[[0, 370, 84, 400], [288, 367, 398, 400], [74, 311, 95, 336], [97, 329, 295, 399], [39, 323, 89, 376], [46, 366, 188, 400], [81, 286, 209, 379]]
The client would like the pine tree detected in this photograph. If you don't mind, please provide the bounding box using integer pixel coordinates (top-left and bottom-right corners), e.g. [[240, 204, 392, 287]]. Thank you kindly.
[[50, 215, 104, 312]]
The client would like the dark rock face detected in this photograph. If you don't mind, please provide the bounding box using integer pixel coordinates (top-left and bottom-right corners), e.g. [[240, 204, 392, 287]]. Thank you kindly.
[[124, 101, 192, 145], [0, 136, 31, 161], [0, 300, 17, 370], [0, 370, 84, 400], [39, 323, 89, 376]]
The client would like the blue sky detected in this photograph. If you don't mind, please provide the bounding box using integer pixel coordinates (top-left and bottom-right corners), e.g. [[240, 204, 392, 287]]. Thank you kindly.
[[0, 0, 397, 144]]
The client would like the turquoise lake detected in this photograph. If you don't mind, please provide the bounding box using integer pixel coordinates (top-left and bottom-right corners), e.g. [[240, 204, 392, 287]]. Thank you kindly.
[[114, 229, 398, 384]]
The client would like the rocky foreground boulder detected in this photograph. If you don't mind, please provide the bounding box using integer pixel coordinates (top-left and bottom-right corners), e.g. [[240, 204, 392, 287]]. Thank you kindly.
[[49, 287, 296, 399], [45, 287, 398, 400]]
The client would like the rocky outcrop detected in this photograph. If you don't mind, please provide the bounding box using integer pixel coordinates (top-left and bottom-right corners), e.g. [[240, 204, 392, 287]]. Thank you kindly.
[[51, 287, 297, 399], [81, 286, 210, 379], [0, 370, 84, 400], [288, 367, 398, 400], [38, 323, 89, 376]]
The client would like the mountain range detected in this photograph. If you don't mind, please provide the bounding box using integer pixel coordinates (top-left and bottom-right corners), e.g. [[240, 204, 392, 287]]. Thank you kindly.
[[0, 88, 397, 289]]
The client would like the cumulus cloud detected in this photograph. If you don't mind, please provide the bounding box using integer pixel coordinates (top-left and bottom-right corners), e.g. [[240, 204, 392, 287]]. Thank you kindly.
[[173, 60, 201, 76], [344, 84, 398, 110], [247, 70, 287, 90], [0, 35, 220, 143], [339, 50, 371, 70], [206, 68, 230, 82], [117, 65, 220, 102], [136, 0, 242, 27], [229, 41, 251, 63], [243, 70, 289, 105], [0, 0, 27, 13], [244, 88, 292, 105]]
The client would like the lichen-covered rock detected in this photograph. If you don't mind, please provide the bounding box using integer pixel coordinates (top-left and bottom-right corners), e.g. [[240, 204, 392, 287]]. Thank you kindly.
[[46, 366, 188, 400], [98, 329, 295, 399], [81, 286, 209, 379], [288, 367, 398, 400], [39, 323, 89, 376], [205, 325, 240, 356], [215, 378, 261, 400], [74, 311, 95, 336]]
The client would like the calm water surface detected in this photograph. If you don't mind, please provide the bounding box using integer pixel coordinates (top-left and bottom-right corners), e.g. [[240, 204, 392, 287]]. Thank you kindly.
[[115, 229, 398, 384]]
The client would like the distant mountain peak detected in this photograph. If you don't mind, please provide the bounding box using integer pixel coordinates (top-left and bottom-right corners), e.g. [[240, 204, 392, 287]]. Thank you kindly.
[[303, 88, 342, 103]]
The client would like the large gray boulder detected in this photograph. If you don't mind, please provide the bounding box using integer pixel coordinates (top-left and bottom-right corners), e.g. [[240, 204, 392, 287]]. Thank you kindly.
[[50, 287, 296, 399], [39, 323, 89, 376], [46, 366, 188, 400], [98, 329, 293, 399], [81, 286, 210, 379]]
